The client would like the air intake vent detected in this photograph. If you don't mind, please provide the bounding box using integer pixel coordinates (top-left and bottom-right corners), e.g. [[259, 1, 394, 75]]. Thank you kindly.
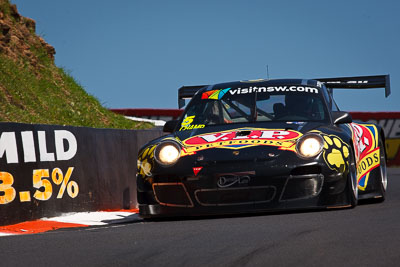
[[153, 183, 193, 207], [290, 165, 321, 176], [195, 186, 276, 206]]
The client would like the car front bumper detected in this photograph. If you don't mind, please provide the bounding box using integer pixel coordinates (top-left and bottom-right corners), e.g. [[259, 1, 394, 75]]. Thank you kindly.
[[137, 157, 353, 218]]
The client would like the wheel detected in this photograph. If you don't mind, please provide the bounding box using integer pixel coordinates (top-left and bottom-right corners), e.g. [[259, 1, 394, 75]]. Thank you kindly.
[[348, 145, 358, 207], [374, 137, 387, 202]]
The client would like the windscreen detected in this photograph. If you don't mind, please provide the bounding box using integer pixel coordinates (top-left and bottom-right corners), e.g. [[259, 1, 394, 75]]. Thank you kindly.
[[179, 85, 328, 130]]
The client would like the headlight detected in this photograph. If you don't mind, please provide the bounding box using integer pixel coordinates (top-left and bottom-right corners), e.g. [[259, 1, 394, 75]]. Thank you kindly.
[[296, 133, 324, 158], [154, 141, 181, 166]]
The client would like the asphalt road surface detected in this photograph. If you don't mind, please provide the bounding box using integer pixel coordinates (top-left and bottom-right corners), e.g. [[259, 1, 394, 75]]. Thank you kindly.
[[1, 169, 400, 267]]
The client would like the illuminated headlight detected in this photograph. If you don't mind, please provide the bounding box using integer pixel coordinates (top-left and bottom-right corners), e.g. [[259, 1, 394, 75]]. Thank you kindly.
[[296, 133, 324, 158], [154, 141, 181, 166]]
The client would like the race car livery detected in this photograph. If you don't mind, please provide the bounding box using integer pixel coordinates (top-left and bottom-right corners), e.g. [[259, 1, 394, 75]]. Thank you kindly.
[[137, 75, 389, 218]]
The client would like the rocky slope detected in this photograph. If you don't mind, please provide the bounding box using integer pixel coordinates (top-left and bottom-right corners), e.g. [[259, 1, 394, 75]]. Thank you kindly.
[[0, 0, 149, 129]]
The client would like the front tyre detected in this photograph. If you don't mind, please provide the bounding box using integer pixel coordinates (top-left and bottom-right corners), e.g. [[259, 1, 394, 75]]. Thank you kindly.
[[348, 145, 358, 207], [375, 137, 387, 202]]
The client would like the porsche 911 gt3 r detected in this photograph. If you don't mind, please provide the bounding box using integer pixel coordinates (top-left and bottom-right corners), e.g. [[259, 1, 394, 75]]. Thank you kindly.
[[137, 75, 390, 218]]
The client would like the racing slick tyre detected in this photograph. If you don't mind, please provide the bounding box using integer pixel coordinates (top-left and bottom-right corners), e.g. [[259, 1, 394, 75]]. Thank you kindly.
[[348, 145, 358, 207], [374, 137, 388, 202]]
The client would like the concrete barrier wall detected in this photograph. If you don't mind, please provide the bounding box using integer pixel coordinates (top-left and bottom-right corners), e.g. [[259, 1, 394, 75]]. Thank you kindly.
[[0, 122, 163, 226]]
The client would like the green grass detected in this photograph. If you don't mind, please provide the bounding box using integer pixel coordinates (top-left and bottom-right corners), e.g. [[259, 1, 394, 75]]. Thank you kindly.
[[0, 54, 152, 129], [0, 0, 151, 129]]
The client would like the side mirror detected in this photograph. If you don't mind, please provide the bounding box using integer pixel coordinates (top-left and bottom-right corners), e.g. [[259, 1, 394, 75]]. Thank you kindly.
[[163, 120, 179, 133], [332, 111, 352, 124]]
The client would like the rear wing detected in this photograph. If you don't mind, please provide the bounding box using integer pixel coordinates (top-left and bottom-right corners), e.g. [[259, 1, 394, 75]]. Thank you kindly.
[[315, 75, 391, 97], [178, 85, 208, 108]]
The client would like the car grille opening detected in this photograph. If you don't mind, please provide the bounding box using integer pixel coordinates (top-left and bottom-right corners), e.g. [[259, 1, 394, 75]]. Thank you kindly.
[[153, 183, 193, 207], [195, 186, 276, 206], [281, 174, 324, 201], [290, 165, 321, 176]]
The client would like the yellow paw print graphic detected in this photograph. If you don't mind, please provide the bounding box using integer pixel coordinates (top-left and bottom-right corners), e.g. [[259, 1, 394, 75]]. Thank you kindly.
[[137, 145, 156, 177], [323, 135, 349, 172]]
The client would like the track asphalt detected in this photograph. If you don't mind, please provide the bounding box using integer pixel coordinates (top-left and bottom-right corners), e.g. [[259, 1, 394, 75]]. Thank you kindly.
[[1, 169, 399, 267]]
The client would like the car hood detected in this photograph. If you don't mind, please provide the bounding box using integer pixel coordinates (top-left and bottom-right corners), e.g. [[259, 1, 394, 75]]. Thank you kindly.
[[139, 121, 335, 168], [149, 121, 329, 163]]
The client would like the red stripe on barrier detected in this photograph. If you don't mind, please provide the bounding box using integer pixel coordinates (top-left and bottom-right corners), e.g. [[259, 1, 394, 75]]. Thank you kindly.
[[102, 208, 139, 213], [350, 112, 400, 121], [0, 209, 139, 235], [0, 220, 88, 235]]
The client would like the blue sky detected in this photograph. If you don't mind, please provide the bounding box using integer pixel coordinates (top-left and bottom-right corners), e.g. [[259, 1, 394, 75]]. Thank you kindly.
[[11, 0, 400, 111]]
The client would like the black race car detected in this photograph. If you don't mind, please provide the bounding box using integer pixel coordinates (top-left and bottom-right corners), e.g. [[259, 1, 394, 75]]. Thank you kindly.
[[137, 75, 390, 218]]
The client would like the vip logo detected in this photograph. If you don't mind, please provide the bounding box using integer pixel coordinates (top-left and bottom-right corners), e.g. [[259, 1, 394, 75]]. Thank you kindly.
[[184, 128, 300, 146], [181, 128, 301, 156]]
